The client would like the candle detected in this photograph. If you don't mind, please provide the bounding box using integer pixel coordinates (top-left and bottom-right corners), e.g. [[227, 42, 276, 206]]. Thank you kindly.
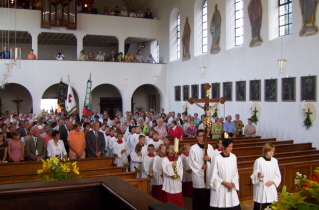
[[174, 138, 179, 152], [224, 132, 229, 139]]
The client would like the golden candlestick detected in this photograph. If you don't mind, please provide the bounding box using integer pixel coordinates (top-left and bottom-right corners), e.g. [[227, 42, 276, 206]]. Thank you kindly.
[[171, 138, 180, 179]]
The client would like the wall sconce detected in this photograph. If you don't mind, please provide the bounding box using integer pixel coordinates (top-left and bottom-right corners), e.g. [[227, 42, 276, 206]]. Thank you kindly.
[[199, 67, 206, 78], [153, 76, 157, 85], [278, 59, 287, 75], [124, 79, 128, 87], [140, 44, 145, 48]]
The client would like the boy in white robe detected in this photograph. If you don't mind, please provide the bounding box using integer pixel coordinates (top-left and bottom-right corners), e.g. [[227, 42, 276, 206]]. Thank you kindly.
[[152, 144, 167, 202], [189, 129, 216, 210], [162, 143, 184, 208], [147, 131, 164, 154], [105, 128, 115, 156], [142, 144, 155, 178], [210, 138, 240, 210], [130, 127, 144, 152], [130, 144, 143, 178], [180, 143, 192, 197], [113, 132, 130, 167], [251, 143, 281, 210], [109, 129, 117, 156], [127, 126, 136, 153]]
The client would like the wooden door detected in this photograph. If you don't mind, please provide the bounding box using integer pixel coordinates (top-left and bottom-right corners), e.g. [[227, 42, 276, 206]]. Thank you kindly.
[[100, 97, 122, 119]]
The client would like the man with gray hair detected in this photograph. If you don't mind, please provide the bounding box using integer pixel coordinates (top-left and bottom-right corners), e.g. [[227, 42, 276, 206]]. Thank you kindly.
[[25, 126, 47, 161], [223, 115, 236, 138]]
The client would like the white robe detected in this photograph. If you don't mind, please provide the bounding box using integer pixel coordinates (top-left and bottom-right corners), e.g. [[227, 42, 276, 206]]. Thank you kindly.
[[113, 140, 130, 166], [130, 151, 143, 178], [142, 154, 155, 181], [153, 155, 165, 185], [215, 148, 223, 153], [162, 156, 183, 194], [251, 157, 281, 203], [147, 139, 164, 155], [108, 136, 117, 156], [189, 143, 216, 189], [130, 133, 145, 151], [210, 153, 240, 208], [180, 153, 192, 182]]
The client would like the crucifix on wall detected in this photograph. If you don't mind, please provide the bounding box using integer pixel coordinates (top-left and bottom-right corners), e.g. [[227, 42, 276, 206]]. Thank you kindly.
[[12, 97, 23, 114]]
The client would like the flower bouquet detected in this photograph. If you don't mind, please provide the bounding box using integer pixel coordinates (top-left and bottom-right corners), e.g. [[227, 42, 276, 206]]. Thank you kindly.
[[113, 153, 118, 158], [37, 157, 81, 181], [147, 173, 155, 179], [134, 166, 141, 173]]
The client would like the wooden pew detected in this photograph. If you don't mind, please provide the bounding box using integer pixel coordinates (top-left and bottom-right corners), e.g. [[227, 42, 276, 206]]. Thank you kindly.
[[233, 143, 315, 157], [182, 136, 261, 140], [237, 154, 319, 168], [179, 138, 276, 147], [238, 160, 319, 201], [0, 176, 159, 209], [237, 150, 319, 162], [234, 140, 293, 148], [0, 157, 115, 176], [0, 166, 125, 184]]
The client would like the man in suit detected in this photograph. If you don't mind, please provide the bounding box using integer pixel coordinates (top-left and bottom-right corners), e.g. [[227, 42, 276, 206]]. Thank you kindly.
[[60, 121, 73, 154], [58, 119, 66, 132], [25, 126, 47, 161], [18, 121, 27, 137], [86, 122, 105, 158]]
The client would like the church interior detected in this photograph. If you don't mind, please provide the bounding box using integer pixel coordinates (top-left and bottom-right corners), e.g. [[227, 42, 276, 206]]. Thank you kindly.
[[0, 0, 319, 209]]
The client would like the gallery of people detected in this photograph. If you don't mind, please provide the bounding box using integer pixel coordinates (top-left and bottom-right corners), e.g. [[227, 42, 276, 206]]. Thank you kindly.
[[0, 0, 318, 209]]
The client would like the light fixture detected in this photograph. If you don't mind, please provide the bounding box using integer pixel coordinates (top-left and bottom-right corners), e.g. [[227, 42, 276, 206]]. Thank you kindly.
[[278, 37, 287, 75], [199, 67, 206, 78], [153, 76, 157, 85], [124, 79, 128, 87], [140, 44, 145, 48]]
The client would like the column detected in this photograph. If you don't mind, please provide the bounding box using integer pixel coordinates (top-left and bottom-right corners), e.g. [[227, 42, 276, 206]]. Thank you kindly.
[[76, 33, 85, 58], [117, 36, 125, 55], [30, 32, 39, 58]]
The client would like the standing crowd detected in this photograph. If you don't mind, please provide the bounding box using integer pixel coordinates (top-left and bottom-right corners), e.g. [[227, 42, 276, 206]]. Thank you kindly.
[[0, 108, 279, 209]]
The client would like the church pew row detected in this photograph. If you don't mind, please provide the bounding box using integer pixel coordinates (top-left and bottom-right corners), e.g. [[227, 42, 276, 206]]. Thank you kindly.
[[233, 143, 315, 157], [0, 176, 159, 210], [180, 137, 274, 145], [237, 154, 319, 168], [182, 136, 262, 140], [237, 150, 319, 162], [238, 160, 319, 201], [0, 166, 125, 185], [0, 157, 115, 176]]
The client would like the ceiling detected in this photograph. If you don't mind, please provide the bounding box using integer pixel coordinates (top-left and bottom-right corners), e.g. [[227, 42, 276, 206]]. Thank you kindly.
[[0, 31, 156, 46]]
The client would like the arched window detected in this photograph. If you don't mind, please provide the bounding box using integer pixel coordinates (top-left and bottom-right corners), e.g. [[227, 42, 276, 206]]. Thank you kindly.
[[177, 14, 181, 59], [235, 0, 244, 46], [202, 0, 208, 53], [279, 0, 292, 36]]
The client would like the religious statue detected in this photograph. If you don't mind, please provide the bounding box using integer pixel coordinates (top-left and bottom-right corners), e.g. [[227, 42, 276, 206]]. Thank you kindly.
[[210, 4, 221, 54], [182, 17, 191, 61], [299, 0, 319, 37], [248, 0, 263, 47]]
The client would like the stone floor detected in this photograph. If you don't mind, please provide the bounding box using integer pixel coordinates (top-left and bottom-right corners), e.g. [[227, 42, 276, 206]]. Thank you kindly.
[[184, 196, 254, 210]]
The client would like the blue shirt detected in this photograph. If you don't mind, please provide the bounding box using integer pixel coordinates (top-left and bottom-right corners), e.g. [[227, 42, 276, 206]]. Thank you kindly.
[[0, 51, 10, 59], [223, 121, 236, 133]]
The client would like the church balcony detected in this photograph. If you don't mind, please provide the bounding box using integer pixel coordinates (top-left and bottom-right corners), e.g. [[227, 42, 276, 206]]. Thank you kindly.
[[0, 59, 166, 115]]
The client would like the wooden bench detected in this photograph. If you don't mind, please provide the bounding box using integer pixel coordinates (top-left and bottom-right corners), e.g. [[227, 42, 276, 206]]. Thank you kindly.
[[178, 138, 277, 147], [0, 176, 159, 209], [0, 157, 115, 176], [234, 140, 293, 148]]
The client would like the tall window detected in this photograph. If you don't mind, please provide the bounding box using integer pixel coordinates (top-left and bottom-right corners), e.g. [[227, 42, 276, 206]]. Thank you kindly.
[[235, 0, 244, 46], [202, 1, 208, 53], [177, 14, 181, 59], [279, 0, 292, 36]]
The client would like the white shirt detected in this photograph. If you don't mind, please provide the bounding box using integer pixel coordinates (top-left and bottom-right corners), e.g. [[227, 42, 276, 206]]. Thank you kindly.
[[180, 153, 192, 182], [210, 153, 240, 208], [113, 140, 130, 166], [47, 140, 67, 160], [189, 143, 216, 189], [251, 157, 281, 203], [153, 155, 165, 185], [56, 53, 65, 60], [142, 154, 155, 180], [130, 151, 143, 178], [162, 156, 183, 194]]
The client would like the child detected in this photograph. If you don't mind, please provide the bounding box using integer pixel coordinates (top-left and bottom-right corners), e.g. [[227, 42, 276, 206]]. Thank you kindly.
[[251, 143, 281, 210], [105, 127, 115, 156], [130, 144, 143, 178], [152, 144, 167, 202], [163, 135, 171, 147], [127, 126, 136, 153], [0, 132, 8, 163], [145, 128, 154, 144], [147, 131, 164, 154], [162, 143, 184, 208], [113, 132, 130, 167], [214, 138, 223, 153], [137, 135, 148, 156], [130, 126, 144, 152], [142, 144, 155, 178], [108, 128, 117, 156], [180, 143, 192, 197]]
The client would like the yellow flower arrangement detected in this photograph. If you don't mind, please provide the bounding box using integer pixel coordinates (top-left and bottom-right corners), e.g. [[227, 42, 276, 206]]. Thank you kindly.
[[37, 157, 82, 181]]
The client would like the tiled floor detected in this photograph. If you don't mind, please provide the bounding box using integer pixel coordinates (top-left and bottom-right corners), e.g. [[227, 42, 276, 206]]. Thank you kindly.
[[184, 196, 254, 210]]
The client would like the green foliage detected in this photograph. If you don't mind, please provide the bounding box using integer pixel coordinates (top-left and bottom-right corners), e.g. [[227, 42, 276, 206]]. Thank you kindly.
[[251, 113, 258, 125], [303, 114, 312, 130], [212, 111, 218, 118], [136, 106, 144, 112]]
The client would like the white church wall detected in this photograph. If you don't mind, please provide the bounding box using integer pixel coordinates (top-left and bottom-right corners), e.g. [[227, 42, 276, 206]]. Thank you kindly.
[[158, 0, 319, 148], [38, 44, 77, 60]]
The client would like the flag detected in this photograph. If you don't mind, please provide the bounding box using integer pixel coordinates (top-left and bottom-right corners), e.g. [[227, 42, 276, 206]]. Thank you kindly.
[[58, 81, 66, 110], [82, 77, 92, 116], [65, 81, 77, 115]]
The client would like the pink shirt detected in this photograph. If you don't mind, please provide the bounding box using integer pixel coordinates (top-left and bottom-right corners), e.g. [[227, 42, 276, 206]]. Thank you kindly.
[[154, 126, 168, 139]]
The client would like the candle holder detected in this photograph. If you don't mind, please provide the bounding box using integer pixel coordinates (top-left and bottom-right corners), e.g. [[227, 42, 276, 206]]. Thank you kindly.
[[170, 151, 180, 179]]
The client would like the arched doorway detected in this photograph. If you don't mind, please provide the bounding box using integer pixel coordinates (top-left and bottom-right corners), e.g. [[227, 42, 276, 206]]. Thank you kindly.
[[0, 83, 33, 114], [131, 84, 161, 113], [42, 84, 79, 114], [91, 84, 122, 119]]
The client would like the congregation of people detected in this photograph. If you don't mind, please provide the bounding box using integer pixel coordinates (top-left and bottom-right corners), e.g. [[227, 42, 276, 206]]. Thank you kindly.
[[0, 108, 280, 209]]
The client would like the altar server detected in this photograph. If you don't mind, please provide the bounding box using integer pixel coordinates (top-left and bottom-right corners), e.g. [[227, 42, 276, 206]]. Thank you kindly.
[[189, 129, 216, 210], [251, 143, 281, 210], [180, 143, 193, 197], [130, 126, 144, 152], [130, 144, 143, 178], [147, 131, 164, 154], [113, 132, 130, 167], [152, 144, 167, 202], [210, 138, 240, 210], [142, 144, 155, 178], [162, 143, 184, 208]]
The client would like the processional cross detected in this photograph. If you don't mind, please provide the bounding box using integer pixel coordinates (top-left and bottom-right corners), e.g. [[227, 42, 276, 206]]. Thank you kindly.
[[252, 107, 258, 115], [305, 108, 313, 116], [188, 83, 226, 183], [12, 97, 23, 114]]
